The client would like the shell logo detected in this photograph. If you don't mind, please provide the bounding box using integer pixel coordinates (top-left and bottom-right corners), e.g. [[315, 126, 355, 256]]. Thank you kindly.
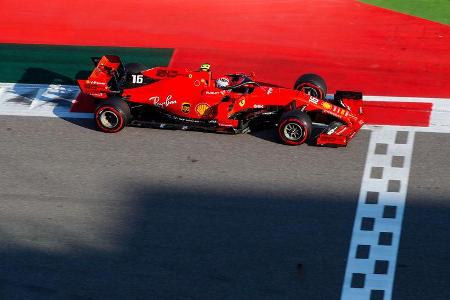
[[322, 102, 332, 110], [196, 103, 210, 116]]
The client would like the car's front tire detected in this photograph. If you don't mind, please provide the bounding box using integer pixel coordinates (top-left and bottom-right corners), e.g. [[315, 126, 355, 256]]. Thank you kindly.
[[278, 111, 312, 145], [95, 97, 131, 133]]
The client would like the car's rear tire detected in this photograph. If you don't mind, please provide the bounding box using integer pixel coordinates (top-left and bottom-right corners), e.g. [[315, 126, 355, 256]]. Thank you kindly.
[[278, 111, 312, 146], [95, 97, 131, 133], [125, 63, 148, 74], [294, 74, 327, 100]]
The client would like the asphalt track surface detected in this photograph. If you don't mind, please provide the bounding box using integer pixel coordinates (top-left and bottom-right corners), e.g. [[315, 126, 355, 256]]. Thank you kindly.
[[1, 116, 449, 299]]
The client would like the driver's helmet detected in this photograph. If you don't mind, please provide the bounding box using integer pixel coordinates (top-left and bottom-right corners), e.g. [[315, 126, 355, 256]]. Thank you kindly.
[[216, 77, 230, 89], [200, 63, 211, 72]]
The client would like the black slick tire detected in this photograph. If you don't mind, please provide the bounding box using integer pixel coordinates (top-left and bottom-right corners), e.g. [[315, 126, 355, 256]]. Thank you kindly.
[[95, 97, 131, 133], [277, 111, 312, 146], [294, 74, 327, 100]]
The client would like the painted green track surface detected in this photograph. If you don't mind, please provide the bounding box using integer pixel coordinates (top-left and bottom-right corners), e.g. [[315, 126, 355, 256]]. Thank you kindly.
[[361, 0, 450, 25], [0, 44, 173, 84]]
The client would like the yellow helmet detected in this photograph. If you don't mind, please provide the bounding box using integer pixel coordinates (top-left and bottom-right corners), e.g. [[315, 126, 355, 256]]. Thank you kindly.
[[200, 63, 211, 72]]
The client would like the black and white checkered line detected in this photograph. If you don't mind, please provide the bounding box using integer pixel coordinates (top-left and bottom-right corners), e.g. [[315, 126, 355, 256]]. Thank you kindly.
[[341, 127, 415, 300]]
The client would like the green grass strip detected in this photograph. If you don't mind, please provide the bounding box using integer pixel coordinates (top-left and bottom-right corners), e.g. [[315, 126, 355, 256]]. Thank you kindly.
[[0, 44, 174, 84], [360, 0, 450, 25]]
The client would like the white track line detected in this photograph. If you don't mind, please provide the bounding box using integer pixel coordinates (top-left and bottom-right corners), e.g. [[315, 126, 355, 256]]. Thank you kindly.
[[341, 127, 415, 300], [362, 95, 450, 103], [363, 95, 450, 130]]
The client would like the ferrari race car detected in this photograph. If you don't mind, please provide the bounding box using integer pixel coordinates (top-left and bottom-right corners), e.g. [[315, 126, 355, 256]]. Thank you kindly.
[[75, 55, 364, 146]]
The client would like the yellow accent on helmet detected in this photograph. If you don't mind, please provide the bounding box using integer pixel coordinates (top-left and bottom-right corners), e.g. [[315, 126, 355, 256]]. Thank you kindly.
[[200, 63, 211, 71]]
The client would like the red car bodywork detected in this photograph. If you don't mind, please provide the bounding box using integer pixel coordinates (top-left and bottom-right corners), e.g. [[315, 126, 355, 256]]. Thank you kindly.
[[74, 55, 364, 146]]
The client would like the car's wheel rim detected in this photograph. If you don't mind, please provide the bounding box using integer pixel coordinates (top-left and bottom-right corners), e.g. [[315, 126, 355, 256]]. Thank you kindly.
[[284, 122, 304, 141], [301, 86, 319, 98], [99, 110, 119, 129]]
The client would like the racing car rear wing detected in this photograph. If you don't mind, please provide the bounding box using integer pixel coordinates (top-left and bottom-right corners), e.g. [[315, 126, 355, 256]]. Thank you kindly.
[[77, 55, 125, 98]]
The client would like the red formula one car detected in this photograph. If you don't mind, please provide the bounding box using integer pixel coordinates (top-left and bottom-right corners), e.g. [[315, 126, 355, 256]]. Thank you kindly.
[[75, 55, 364, 146]]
